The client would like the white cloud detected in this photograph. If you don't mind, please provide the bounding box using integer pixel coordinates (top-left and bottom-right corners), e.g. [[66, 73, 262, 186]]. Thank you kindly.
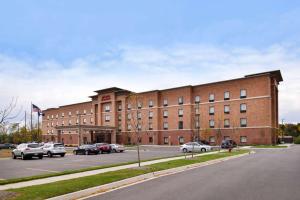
[[0, 44, 299, 123]]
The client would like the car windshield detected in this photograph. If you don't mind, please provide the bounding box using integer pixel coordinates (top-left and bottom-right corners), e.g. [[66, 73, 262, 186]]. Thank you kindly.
[[54, 144, 64, 147], [28, 144, 39, 148]]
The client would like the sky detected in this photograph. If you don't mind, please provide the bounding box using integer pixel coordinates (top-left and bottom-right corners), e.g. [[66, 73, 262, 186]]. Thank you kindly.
[[0, 0, 299, 123]]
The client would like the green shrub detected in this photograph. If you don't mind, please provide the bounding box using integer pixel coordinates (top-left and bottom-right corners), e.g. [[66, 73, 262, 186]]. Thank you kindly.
[[294, 136, 300, 144]]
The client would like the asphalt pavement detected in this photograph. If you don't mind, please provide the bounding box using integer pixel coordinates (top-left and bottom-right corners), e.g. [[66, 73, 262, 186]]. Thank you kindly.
[[86, 145, 300, 200], [0, 146, 181, 179]]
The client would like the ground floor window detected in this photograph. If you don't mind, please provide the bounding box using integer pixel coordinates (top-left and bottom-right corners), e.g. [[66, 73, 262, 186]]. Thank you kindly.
[[127, 137, 131, 144], [149, 137, 153, 143], [224, 136, 230, 140], [179, 136, 184, 144], [164, 137, 169, 144], [240, 136, 247, 143], [209, 136, 215, 143]]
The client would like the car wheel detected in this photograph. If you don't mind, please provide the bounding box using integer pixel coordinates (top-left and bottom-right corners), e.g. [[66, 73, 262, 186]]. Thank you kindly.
[[12, 153, 16, 159], [61, 153, 65, 157], [21, 153, 26, 160], [120, 150, 124, 153], [182, 148, 188, 153], [85, 150, 89, 155], [47, 151, 53, 157], [38, 155, 43, 159], [201, 148, 206, 152]]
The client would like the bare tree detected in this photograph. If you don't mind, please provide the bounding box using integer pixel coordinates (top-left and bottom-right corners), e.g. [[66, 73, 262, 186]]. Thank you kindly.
[[0, 98, 20, 125]]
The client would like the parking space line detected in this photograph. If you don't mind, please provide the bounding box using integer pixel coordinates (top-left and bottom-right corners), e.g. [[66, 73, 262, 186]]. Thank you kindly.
[[26, 168, 60, 173]]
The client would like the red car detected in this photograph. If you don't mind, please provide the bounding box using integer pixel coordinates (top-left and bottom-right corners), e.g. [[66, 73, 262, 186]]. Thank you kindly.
[[94, 143, 112, 154]]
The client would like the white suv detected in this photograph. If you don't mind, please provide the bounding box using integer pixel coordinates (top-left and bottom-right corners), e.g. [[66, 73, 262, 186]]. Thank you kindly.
[[12, 143, 44, 160], [42, 143, 66, 157], [180, 142, 212, 153]]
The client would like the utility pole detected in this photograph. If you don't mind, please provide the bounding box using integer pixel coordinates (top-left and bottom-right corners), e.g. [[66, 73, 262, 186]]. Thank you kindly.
[[30, 103, 33, 133], [24, 111, 27, 132]]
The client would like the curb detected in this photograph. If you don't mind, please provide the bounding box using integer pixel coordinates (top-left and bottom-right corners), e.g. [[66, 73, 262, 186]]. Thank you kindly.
[[47, 152, 253, 200]]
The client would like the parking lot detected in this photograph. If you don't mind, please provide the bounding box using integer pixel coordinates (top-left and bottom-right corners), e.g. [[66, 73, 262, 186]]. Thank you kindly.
[[0, 146, 181, 179]]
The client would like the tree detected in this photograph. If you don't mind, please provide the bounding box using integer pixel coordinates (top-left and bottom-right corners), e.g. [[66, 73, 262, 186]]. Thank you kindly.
[[0, 98, 20, 126]]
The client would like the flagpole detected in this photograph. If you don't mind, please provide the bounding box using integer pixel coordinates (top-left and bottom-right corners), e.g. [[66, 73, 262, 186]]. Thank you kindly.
[[30, 102, 33, 133], [37, 112, 40, 142], [24, 111, 27, 132]]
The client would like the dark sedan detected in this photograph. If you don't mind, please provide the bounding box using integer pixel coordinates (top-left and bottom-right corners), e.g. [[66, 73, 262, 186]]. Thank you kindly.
[[0, 143, 16, 149], [73, 145, 99, 155]]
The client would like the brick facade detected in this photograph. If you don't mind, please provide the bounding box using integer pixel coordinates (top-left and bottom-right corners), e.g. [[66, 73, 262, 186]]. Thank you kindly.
[[42, 70, 283, 146]]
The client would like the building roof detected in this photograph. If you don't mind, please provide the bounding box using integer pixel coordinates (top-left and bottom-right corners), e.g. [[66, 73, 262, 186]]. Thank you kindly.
[[94, 87, 131, 94], [245, 70, 283, 82]]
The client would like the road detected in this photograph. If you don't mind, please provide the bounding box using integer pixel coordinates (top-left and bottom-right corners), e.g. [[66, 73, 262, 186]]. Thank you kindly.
[[0, 146, 181, 179], [86, 145, 300, 200]]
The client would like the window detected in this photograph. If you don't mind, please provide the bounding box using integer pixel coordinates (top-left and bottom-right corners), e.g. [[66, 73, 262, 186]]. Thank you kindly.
[[138, 102, 142, 109], [51, 130, 54, 134], [149, 100, 154, 107], [90, 118, 94, 123], [69, 112, 72, 116], [179, 136, 184, 144], [118, 114, 122, 121], [240, 103, 247, 113], [137, 124, 142, 131], [105, 115, 110, 122], [209, 136, 215, 143], [178, 121, 183, 129], [240, 89, 247, 98], [51, 115, 54, 119], [76, 110, 79, 115], [137, 112, 142, 120], [240, 118, 247, 127], [163, 99, 168, 106], [149, 137, 153, 143], [61, 113, 64, 117], [83, 109, 86, 114], [209, 94, 215, 102], [209, 120, 215, 128], [76, 119, 79, 124], [47, 130, 50, 134], [224, 105, 230, 114], [105, 105, 110, 112], [163, 122, 168, 130], [209, 106, 215, 115], [195, 107, 200, 115], [178, 97, 183, 105], [62, 121, 64, 125], [118, 104, 122, 111], [83, 118, 87, 124], [68, 120, 72, 125], [47, 123, 49, 127], [56, 114, 58, 119], [47, 115, 50, 120], [195, 121, 200, 128], [149, 111, 153, 119], [178, 109, 183, 117], [164, 137, 169, 144], [127, 124, 132, 131], [56, 121, 59, 126], [224, 119, 230, 128], [163, 110, 168, 118], [224, 91, 230, 100], [127, 113, 131, 120], [195, 96, 200, 103], [91, 108, 93, 114], [149, 122, 153, 130], [127, 103, 131, 110], [240, 136, 247, 143]]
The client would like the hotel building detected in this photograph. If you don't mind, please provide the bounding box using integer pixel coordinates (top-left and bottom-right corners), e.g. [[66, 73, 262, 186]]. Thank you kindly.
[[42, 70, 283, 146]]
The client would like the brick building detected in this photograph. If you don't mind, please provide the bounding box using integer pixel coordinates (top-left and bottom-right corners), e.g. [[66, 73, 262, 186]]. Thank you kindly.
[[42, 70, 283, 146]]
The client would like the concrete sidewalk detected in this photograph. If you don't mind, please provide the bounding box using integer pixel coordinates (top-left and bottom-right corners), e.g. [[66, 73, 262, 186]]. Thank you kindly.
[[0, 151, 225, 190]]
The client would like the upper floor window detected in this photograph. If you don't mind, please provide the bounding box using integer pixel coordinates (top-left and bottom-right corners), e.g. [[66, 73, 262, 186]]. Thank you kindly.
[[163, 110, 168, 118], [105, 115, 110, 122], [118, 104, 122, 111], [90, 117, 94, 123], [127, 113, 132, 120], [178, 108, 183, 117], [240, 89, 247, 98], [163, 122, 168, 130], [83, 118, 87, 124], [91, 108, 93, 114], [138, 102, 142, 109], [209, 94, 215, 102], [68, 120, 72, 125], [127, 103, 131, 110], [83, 109, 86, 114], [56, 114, 58, 119], [76, 110, 79, 115], [149, 100, 154, 107], [163, 99, 168, 106], [178, 97, 184, 105], [240, 103, 247, 113], [137, 124, 142, 131], [224, 119, 230, 128], [62, 121, 65, 125], [149, 111, 153, 119], [224, 105, 230, 114], [209, 120, 215, 128], [105, 105, 110, 112], [209, 106, 215, 115], [195, 96, 200, 103], [68, 112, 72, 116], [118, 114, 122, 121], [47, 115, 50, 120], [137, 112, 142, 120], [224, 91, 230, 100], [240, 118, 247, 127], [61, 113, 64, 117], [127, 124, 132, 131], [178, 121, 183, 129], [149, 122, 153, 130], [51, 115, 54, 119]]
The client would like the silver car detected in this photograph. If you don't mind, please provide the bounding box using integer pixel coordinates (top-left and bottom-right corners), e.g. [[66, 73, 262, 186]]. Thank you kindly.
[[110, 144, 125, 153], [180, 142, 212, 153], [12, 143, 44, 160], [41, 143, 66, 157]]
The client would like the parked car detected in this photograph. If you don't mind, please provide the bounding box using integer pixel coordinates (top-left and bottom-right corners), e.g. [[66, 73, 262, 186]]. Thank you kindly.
[[180, 142, 212, 153], [73, 145, 99, 155], [12, 143, 43, 160], [0, 143, 16, 149], [110, 144, 125, 153], [221, 139, 237, 149], [94, 143, 112, 154], [41, 143, 66, 157]]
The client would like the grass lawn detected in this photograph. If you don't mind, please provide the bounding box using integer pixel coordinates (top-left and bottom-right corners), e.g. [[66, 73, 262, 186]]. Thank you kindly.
[[251, 145, 287, 148], [0, 149, 12, 158], [9, 150, 249, 200]]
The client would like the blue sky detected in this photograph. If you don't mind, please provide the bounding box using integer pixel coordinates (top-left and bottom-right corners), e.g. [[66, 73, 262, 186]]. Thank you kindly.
[[0, 0, 299, 123]]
